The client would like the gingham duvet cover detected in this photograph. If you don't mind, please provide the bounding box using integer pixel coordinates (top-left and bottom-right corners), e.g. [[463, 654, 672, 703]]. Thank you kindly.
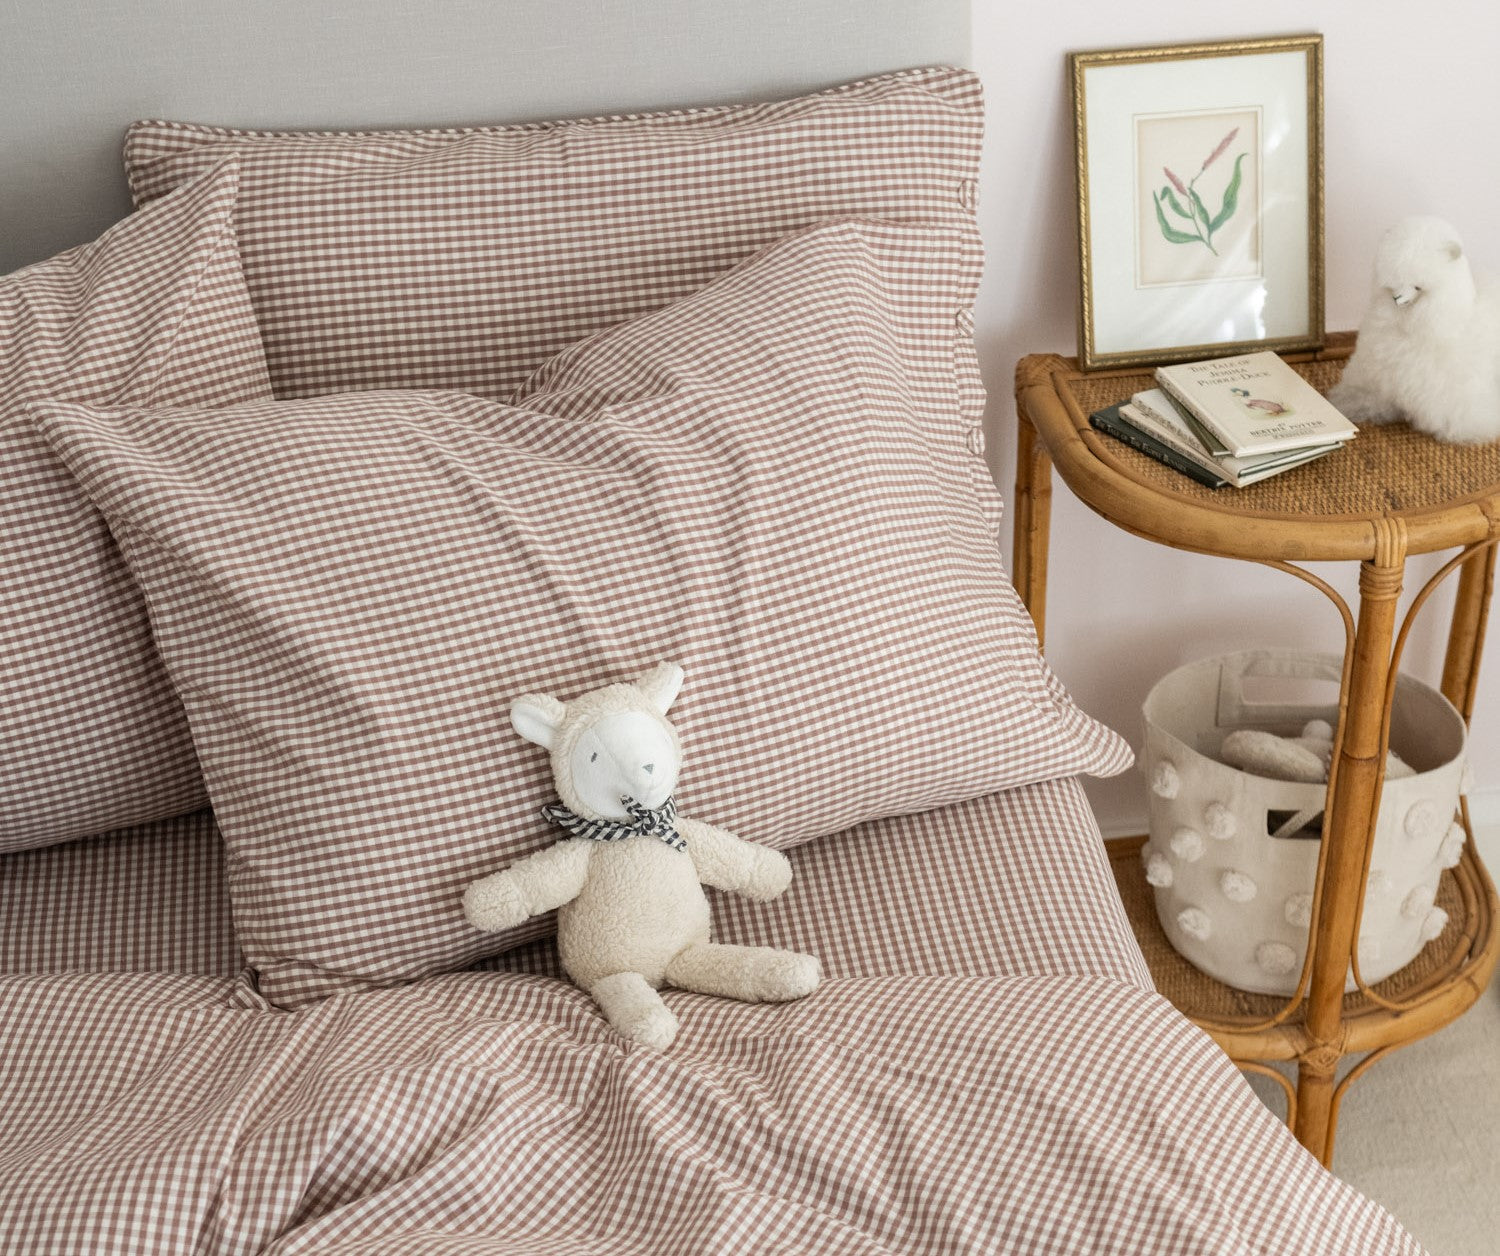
[[0, 780, 1423, 1254], [0, 972, 1420, 1254]]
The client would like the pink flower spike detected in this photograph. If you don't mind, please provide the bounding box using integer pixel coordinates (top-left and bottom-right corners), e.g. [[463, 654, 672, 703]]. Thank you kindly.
[[1200, 128, 1239, 173], [1164, 167, 1188, 196]]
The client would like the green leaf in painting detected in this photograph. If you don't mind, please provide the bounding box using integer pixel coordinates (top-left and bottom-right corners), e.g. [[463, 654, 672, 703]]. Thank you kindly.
[[1187, 186, 1215, 252], [1152, 192, 1200, 245], [1209, 152, 1246, 233], [1160, 185, 1193, 221]]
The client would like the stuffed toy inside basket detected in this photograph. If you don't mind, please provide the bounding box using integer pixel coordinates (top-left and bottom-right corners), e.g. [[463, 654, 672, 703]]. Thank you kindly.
[[1141, 650, 1468, 996]]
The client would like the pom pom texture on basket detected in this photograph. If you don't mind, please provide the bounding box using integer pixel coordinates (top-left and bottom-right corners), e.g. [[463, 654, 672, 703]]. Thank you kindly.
[[1141, 653, 1466, 996]]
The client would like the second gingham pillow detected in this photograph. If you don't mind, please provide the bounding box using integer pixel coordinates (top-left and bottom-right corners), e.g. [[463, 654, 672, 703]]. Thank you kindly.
[[0, 160, 271, 849], [30, 220, 1131, 1006]]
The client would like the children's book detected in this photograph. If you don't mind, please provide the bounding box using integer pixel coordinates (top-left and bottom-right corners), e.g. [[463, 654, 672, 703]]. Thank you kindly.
[[1088, 403, 1228, 489], [1091, 395, 1341, 489], [1154, 351, 1358, 457]]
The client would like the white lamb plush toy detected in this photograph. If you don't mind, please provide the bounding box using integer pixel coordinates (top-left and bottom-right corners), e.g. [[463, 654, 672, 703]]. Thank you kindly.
[[1220, 718, 1415, 784], [1328, 215, 1500, 444], [463, 662, 821, 1050]]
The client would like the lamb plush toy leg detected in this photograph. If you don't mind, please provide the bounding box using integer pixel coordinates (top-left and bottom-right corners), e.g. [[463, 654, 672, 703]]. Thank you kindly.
[[589, 945, 818, 1052], [589, 972, 680, 1051], [666, 943, 821, 1003], [667, 814, 823, 1004]]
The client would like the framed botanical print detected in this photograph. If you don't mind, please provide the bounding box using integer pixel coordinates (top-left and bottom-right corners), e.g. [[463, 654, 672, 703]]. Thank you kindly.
[[1070, 35, 1324, 371]]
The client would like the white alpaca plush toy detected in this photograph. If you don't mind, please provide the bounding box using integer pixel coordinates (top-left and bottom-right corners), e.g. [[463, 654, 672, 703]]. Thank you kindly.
[[464, 662, 821, 1049], [1328, 215, 1500, 444]]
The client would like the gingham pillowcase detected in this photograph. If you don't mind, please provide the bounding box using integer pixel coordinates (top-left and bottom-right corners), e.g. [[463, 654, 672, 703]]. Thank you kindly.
[[0, 160, 272, 850], [30, 220, 1132, 1007], [123, 66, 983, 400]]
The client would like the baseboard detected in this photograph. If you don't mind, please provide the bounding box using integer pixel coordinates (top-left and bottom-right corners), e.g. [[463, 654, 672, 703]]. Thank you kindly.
[[1098, 818, 1144, 842]]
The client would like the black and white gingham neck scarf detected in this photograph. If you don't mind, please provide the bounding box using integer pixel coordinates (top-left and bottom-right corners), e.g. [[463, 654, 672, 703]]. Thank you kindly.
[[540, 795, 686, 853]]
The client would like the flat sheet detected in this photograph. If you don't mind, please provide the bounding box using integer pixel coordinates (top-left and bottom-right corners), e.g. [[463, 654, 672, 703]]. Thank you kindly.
[[0, 778, 1149, 989], [0, 967, 1421, 1254]]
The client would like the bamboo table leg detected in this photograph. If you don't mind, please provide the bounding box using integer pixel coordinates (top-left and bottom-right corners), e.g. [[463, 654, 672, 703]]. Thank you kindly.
[[1441, 543, 1497, 722], [1292, 525, 1406, 1166], [1013, 407, 1053, 649]]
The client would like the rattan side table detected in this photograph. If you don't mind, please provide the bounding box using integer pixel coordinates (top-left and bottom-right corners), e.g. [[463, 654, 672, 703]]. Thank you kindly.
[[1014, 332, 1500, 1167]]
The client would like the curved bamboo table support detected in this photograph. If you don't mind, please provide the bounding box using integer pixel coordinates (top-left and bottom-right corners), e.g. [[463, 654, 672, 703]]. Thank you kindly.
[[1014, 335, 1500, 1167]]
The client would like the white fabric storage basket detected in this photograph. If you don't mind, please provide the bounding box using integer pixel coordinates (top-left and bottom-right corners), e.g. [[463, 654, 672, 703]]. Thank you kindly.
[[1141, 650, 1468, 996]]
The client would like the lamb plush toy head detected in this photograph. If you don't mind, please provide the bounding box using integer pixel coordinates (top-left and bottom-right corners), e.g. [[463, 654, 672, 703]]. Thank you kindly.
[[465, 663, 820, 1050], [511, 661, 685, 822]]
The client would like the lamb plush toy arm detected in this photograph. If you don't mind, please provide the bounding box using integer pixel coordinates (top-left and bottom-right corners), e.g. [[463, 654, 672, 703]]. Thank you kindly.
[[462, 838, 594, 933], [678, 815, 792, 901]]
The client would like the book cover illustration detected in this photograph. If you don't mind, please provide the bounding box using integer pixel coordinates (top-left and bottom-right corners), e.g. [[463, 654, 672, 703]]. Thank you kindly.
[[1231, 385, 1291, 418]]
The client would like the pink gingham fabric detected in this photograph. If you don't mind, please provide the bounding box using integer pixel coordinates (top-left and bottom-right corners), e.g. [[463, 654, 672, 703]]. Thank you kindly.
[[29, 220, 1131, 1006], [0, 965, 1424, 1254], [123, 66, 983, 400], [0, 779, 1144, 990], [496, 777, 1154, 990], [0, 808, 240, 976], [0, 160, 271, 851]]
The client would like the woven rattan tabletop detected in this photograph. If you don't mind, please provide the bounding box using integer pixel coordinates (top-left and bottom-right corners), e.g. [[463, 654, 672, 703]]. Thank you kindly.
[[1016, 333, 1500, 562]]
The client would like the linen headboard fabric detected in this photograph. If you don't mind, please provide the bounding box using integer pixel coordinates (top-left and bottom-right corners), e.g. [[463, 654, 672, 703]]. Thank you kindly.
[[1, 0, 969, 275]]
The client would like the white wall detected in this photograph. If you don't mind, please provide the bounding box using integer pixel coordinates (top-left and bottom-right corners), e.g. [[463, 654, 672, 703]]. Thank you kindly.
[[971, 3, 1500, 834]]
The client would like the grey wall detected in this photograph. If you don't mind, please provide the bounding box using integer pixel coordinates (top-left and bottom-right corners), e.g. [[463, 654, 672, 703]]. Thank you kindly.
[[1, 0, 968, 272]]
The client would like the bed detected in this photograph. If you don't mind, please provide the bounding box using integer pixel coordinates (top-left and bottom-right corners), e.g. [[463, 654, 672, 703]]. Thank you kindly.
[[0, 6, 1425, 1253]]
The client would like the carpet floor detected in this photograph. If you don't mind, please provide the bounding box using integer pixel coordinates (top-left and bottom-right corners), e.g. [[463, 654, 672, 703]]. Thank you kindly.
[[1242, 822, 1500, 1256]]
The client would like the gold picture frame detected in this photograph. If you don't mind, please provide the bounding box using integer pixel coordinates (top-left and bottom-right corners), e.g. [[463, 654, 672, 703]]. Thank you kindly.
[[1071, 34, 1324, 371]]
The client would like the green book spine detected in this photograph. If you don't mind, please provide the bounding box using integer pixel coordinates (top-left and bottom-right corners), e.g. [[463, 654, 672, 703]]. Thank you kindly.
[[1089, 404, 1228, 489]]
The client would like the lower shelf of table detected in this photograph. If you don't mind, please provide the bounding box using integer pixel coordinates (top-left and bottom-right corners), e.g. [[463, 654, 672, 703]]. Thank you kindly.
[[1106, 832, 1500, 1063]]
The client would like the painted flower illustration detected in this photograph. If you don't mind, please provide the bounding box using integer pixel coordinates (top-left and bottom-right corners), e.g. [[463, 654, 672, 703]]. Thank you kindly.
[[1152, 128, 1246, 256]]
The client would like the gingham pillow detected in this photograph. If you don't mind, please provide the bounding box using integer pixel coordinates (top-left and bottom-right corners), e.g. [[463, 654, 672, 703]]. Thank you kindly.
[[30, 220, 1131, 1007], [0, 160, 271, 850], [124, 66, 982, 400]]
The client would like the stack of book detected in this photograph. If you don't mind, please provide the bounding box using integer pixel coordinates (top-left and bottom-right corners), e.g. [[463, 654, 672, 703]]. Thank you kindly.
[[1090, 350, 1359, 489]]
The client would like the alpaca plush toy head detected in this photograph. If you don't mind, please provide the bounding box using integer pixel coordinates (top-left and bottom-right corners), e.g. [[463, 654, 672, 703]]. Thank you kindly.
[[1327, 214, 1500, 444], [511, 662, 685, 821], [1373, 215, 1475, 312]]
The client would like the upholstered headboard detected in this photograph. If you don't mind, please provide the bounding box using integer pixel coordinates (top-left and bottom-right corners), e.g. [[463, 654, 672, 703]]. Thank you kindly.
[[2, 0, 968, 273]]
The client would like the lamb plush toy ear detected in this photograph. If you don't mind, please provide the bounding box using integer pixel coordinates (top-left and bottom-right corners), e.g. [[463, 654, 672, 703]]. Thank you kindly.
[[510, 693, 568, 749], [635, 662, 685, 715]]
